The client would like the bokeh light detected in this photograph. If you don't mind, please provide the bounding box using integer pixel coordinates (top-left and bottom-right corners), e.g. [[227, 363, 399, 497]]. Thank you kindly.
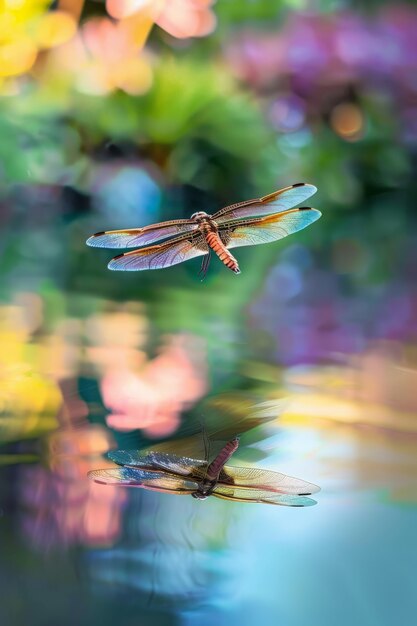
[[1, 2, 417, 625], [330, 102, 364, 140], [32, 11, 77, 48]]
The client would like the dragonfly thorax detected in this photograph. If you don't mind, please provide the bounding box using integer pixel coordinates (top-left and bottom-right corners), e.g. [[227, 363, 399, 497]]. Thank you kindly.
[[191, 211, 211, 222], [192, 478, 217, 499]]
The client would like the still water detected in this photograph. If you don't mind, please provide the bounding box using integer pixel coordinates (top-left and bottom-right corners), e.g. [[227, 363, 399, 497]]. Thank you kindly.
[[1, 286, 416, 626]]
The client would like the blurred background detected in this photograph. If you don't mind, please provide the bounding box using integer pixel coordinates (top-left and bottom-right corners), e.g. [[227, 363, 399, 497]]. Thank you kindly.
[[1, 1, 417, 625]]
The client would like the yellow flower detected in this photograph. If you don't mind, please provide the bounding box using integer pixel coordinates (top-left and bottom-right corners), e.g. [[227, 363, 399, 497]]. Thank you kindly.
[[45, 16, 153, 95], [0, 301, 61, 440], [0, 1, 77, 79]]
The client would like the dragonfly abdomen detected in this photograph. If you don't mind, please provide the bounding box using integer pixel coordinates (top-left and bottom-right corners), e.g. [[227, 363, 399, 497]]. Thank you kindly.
[[206, 437, 240, 480], [205, 231, 240, 274]]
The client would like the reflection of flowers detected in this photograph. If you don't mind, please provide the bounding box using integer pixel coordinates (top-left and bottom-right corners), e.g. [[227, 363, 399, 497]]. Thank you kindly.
[[85, 307, 207, 437], [6, 295, 207, 544], [20, 407, 126, 549], [20, 454, 125, 549], [0, 297, 61, 440], [282, 394, 417, 504], [101, 335, 207, 437], [285, 342, 417, 427]]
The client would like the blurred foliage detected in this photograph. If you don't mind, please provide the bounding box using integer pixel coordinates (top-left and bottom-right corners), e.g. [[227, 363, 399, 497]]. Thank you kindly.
[[216, 0, 304, 24], [0, 57, 277, 194], [0, 6, 417, 625]]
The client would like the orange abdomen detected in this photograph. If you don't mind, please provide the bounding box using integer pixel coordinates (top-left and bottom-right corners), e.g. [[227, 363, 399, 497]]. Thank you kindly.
[[206, 438, 240, 479], [205, 231, 240, 274]]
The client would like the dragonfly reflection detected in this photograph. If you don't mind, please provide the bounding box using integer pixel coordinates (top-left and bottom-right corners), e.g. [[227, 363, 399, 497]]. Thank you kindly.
[[89, 438, 320, 507], [86, 183, 321, 275]]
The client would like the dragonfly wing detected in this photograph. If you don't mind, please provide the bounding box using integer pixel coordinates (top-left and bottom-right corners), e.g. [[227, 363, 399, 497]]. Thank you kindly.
[[219, 208, 321, 249], [218, 465, 320, 495], [88, 467, 198, 494], [140, 437, 232, 468], [213, 183, 317, 223], [212, 485, 316, 507], [86, 220, 196, 248], [108, 450, 207, 479], [107, 233, 208, 271]]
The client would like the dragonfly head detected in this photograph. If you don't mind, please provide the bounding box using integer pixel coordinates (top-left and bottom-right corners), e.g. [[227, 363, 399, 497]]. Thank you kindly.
[[192, 479, 216, 500], [192, 491, 209, 500], [191, 211, 210, 222]]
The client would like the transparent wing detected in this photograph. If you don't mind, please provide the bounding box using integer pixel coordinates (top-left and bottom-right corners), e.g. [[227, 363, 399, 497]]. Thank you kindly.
[[220, 208, 321, 249], [219, 465, 320, 495], [204, 396, 288, 438], [139, 438, 230, 468], [213, 183, 317, 223], [88, 467, 198, 494], [136, 396, 289, 463], [86, 220, 197, 248], [107, 233, 208, 271], [108, 450, 207, 479], [213, 485, 316, 507]]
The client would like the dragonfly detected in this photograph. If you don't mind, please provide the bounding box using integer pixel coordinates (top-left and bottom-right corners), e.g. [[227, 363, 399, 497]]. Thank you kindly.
[[86, 183, 321, 276], [88, 437, 320, 507]]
